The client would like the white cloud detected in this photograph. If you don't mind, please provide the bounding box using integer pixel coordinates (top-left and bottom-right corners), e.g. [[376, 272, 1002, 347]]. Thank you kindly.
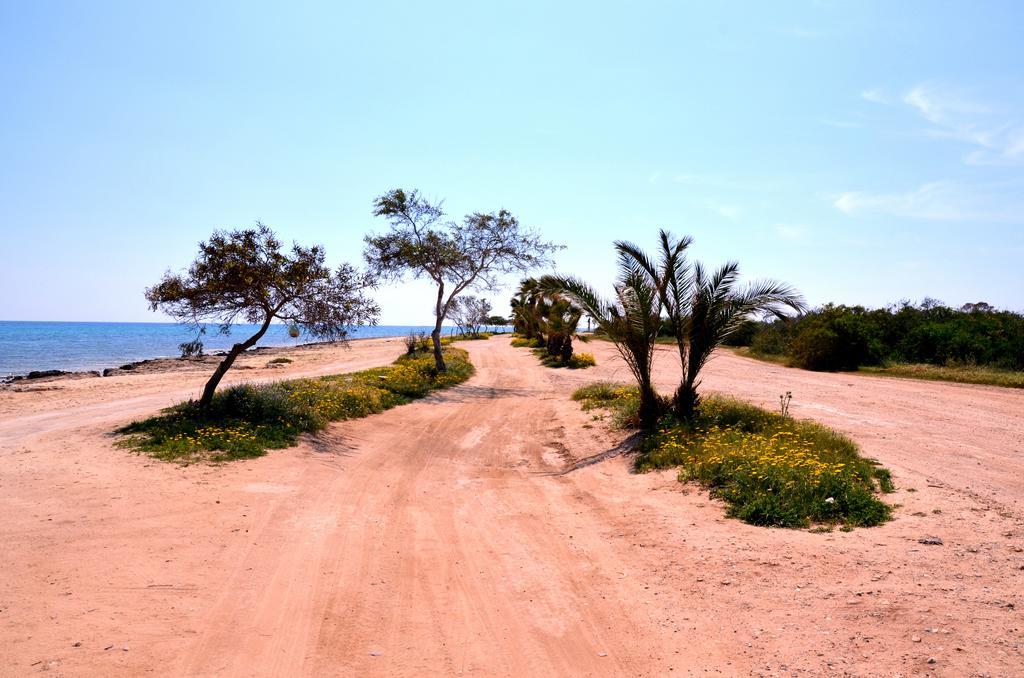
[[902, 83, 1024, 165], [833, 180, 1024, 222], [861, 89, 888, 104]]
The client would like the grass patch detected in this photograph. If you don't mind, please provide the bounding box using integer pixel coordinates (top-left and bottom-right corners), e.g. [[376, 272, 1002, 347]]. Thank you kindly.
[[732, 347, 789, 365], [530, 348, 596, 369], [511, 337, 543, 348], [266, 356, 293, 365], [860, 363, 1024, 389], [733, 347, 1024, 389], [573, 383, 893, 529], [571, 381, 640, 427], [117, 347, 474, 463]]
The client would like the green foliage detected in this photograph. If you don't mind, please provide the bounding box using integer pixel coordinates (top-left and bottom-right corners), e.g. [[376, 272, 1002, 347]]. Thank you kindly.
[[540, 250, 664, 426], [789, 307, 881, 371], [568, 352, 596, 368], [530, 348, 596, 369], [575, 384, 892, 528], [745, 301, 1024, 373], [571, 382, 642, 427], [117, 348, 474, 463], [365, 188, 559, 371], [511, 337, 543, 348], [614, 230, 806, 419], [860, 363, 1024, 389], [266, 357, 293, 365], [146, 223, 379, 406]]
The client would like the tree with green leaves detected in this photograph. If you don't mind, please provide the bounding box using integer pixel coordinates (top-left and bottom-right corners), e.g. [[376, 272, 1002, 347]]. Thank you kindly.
[[616, 230, 806, 419], [540, 252, 663, 427], [450, 295, 492, 338], [365, 189, 559, 371], [146, 224, 378, 408], [510, 277, 545, 339], [539, 297, 585, 363]]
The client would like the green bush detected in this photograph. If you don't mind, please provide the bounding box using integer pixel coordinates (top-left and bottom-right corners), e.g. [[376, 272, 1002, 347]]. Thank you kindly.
[[744, 301, 1024, 372], [117, 348, 474, 463], [532, 347, 596, 369], [788, 308, 882, 371], [574, 384, 893, 528]]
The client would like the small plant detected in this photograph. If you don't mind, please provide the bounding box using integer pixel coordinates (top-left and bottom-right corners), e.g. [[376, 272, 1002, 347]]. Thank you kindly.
[[569, 352, 596, 368], [267, 357, 293, 366], [179, 338, 204, 358], [404, 331, 419, 355], [117, 347, 474, 463], [779, 391, 792, 417], [404, 331, 431, 354], [574, 383, 893, 529]]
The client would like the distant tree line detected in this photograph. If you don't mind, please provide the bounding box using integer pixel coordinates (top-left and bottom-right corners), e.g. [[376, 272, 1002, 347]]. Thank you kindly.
[[726, 300, 1024, 372]]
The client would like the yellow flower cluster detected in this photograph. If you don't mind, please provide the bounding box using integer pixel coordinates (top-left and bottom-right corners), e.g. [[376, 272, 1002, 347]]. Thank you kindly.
[[171, 424, 260, 448], [656, 425, 850, 483]]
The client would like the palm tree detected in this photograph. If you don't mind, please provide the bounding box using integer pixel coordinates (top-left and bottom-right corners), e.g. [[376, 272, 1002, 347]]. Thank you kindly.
[[540, 251, 663, 427], [510, 277, 545, 339], [539, 298, 584, 362], [616, 230, 806, 419]]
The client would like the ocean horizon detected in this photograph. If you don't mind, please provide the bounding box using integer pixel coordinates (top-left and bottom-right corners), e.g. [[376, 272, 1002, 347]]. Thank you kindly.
[[0, 321, 501, 377]]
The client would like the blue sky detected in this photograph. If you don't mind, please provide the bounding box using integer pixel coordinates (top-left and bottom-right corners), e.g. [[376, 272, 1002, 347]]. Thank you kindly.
[[2, 0, 1022, 324]]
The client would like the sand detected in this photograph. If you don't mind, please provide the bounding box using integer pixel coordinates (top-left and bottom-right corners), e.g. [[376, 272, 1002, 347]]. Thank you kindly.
[[1, 336, 1022, 676]]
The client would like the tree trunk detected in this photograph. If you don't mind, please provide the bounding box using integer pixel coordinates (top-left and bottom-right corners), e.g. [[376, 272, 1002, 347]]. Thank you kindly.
[[638, 380, 660, 429], [674, 381, 700, 421], [432, 282, 448, 372], [198, 316, 273, 408]]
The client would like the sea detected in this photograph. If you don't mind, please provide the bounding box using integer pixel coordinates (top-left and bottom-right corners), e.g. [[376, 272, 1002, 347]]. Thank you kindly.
[[0, 321, 495, 377]]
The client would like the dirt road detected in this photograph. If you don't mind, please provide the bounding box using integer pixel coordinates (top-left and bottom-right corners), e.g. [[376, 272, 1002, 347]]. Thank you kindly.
[[1, 337, 1022, 676]]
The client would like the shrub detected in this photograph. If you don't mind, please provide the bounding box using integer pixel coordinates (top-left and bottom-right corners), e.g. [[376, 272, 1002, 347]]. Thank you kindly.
[[117, 348, 474, 463], [788, 307, 882, 371], [530, 348, 596, 369], [744, 301, 1024, 373], [569, 352, 596, 368], [266, 356, 293, 365], [748, 322, 792, 356], [575, 384, 893, 528], [511, 337, 543, 348], [720, 319, 760, 347]]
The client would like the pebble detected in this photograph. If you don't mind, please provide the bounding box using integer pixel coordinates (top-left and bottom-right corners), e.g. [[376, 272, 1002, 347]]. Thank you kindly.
[[912, 635, 922, 643], [369, 650, 382, 657], [918, 536, 943, 545]]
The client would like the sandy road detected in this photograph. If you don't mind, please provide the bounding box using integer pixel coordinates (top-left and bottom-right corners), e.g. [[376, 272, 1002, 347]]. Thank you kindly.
[[1, 337, 1022, 676]]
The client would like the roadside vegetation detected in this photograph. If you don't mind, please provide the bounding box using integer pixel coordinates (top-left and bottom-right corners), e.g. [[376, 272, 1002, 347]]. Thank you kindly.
[[574, 383, 893, 528], [509, 278, 594, 368], [145, 224, 379, 408], [117, 347, 473, 463], [554, 230, 891, 529], [365, 188, 558, 372], [732, 347, 1024, 389], [728, 300, 1024, 387]]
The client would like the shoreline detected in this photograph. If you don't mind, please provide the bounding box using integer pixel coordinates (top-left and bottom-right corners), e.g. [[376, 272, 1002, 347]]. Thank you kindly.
[[0, 338, 362, 386], [0, 329, 511, 385]]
